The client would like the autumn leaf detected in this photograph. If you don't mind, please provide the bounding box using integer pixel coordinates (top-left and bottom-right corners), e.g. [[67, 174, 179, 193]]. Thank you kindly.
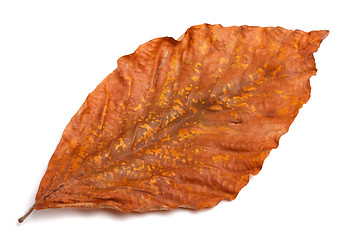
[[19, 24, 328, 222]]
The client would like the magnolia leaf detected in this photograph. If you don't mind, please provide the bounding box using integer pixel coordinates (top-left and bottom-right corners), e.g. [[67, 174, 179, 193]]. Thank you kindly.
[[19, 24, 328, 222]]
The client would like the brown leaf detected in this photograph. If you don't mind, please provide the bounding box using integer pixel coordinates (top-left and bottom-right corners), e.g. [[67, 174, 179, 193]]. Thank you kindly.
[[19, 24, 328, 222]]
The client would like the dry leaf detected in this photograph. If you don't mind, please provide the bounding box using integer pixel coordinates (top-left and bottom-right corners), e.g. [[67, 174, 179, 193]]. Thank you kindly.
[[19, 24, 328, 222]]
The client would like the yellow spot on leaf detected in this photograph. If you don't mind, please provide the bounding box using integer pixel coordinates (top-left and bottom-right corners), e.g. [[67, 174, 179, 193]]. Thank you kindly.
[[140, 123, 154, 139], [192, 75, 199, 82], [199, 42, 209, 55], [219, 57, 228, 65], [119, 102, 125, 109], [115, 138, 127, 151], [210, 105, 223, 111], [193, 63, 202, 73], [243, 85, 256, 92], [173, 105, 185, 115], [249, 73, 256, 81], [174, 99, 182, 105], [185, 85, 192, 92], [212, 154, 229, 163], [132, 104, 142, 111], [272, 65, 283, 76], [256, 68, 265, 75], [177, 88, 184, 96]]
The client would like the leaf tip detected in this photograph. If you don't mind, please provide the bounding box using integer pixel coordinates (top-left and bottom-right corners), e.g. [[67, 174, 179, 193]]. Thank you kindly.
[[319, 29, 330, 40]]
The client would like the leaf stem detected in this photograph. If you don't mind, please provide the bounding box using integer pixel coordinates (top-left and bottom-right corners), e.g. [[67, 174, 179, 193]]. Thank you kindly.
[[18, 204, 35, 223]]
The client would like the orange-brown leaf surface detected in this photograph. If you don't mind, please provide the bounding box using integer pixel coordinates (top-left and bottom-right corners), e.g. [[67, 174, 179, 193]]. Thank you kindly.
[[24, 24, 329, 220]]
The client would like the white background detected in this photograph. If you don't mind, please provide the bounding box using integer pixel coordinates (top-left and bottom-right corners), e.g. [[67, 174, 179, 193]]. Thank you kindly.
[[1, 0, 343, 239]]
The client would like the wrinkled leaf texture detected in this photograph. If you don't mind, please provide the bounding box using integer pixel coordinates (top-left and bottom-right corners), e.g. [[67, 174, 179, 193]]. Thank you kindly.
[[33, 24, 328, 213]]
